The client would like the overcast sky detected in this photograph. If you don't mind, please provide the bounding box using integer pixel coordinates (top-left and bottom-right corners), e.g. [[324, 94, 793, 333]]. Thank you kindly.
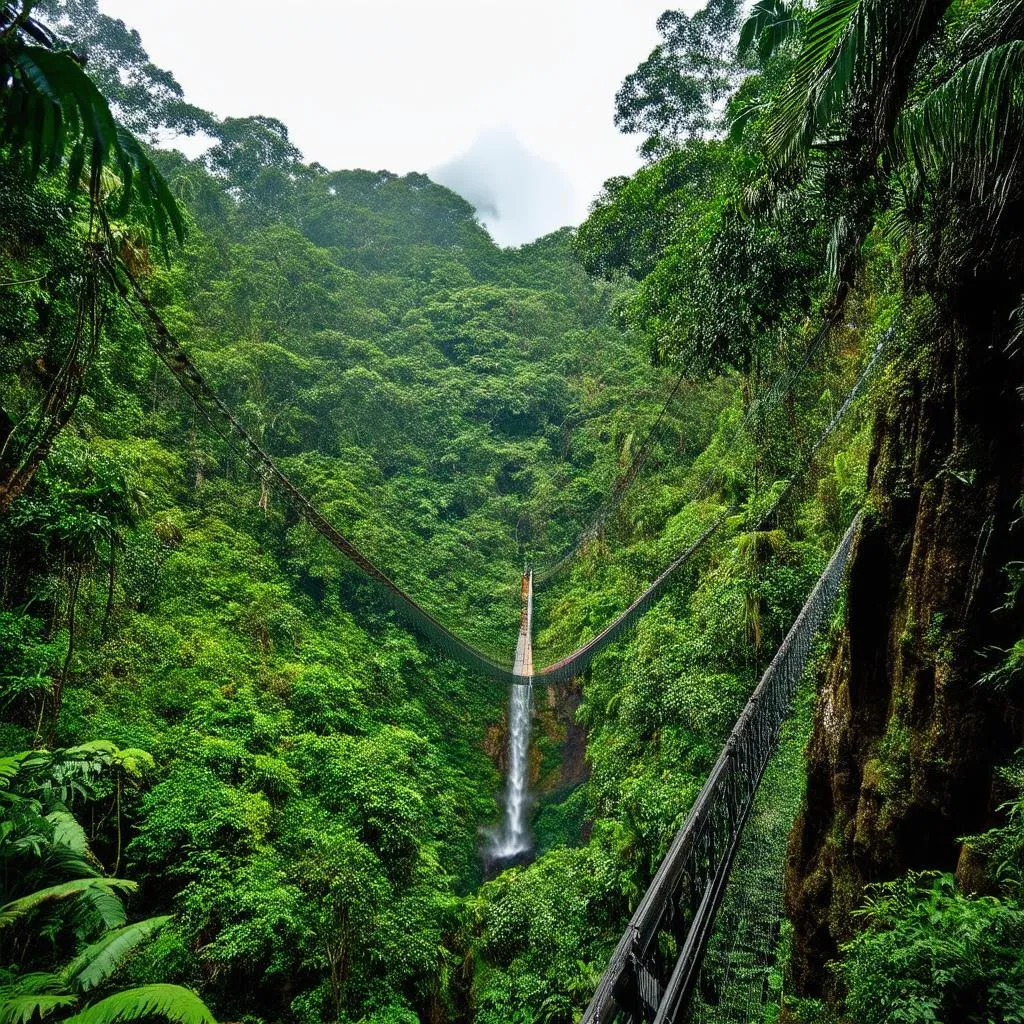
[[98, 0, 699, 245]]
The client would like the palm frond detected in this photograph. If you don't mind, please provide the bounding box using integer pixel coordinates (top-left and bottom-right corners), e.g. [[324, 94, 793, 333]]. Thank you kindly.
[[1, 35, 184, 245], [64, 917, 171, 993], [760, 0, 938, 171], [739, 0, 803, 63], [896, 40, 1024, 203], [64, 985, 217, 1024], [728, 99, 767, 143], [763, 0, 862, 167], [826, 214, 856, 281]]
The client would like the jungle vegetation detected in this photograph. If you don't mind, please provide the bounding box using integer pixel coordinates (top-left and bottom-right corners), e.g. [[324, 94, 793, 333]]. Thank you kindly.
[[1, 1, 1022, 1023]]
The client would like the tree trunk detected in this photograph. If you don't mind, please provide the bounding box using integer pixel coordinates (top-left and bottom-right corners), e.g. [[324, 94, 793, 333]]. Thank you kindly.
[[48, 567, 82, 747]]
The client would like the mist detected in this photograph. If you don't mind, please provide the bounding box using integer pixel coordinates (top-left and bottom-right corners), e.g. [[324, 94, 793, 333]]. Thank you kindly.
[[432, 130, 575, 247]]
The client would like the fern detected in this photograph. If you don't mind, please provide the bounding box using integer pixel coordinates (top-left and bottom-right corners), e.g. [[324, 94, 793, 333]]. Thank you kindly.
[[64, 917, 171, 993], [45, 810, 92, 859], [0, 879, 135, 929], [0, 994, 78, 1024], [64, 985, 217, 1024]]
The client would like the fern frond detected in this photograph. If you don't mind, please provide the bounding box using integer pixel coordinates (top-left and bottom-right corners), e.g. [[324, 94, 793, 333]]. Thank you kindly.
[[0, 973, 65, 997], [0, 879, 135, 929], [0, 995, 78, 1024], [64, 917, 171, 993], [0, 751, 49, 788], [64, 985, 217, 1024], [46, 809, 91, 858]]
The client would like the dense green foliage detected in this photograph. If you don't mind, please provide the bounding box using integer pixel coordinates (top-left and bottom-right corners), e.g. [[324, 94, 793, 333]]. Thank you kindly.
[[2, 0, 1022, 1022], [833, 766, 1024, 1023], [0, 744, 216, 1023]]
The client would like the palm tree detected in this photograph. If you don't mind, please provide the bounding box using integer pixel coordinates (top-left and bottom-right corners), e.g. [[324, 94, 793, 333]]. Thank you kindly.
[[0, 1, 183, 245], [731, 0, 1024, 329], [737, 0, 1024, 214]]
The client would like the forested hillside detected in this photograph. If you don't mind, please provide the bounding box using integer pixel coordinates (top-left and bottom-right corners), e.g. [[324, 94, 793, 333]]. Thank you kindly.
[[2, 1, 1023, 1024]]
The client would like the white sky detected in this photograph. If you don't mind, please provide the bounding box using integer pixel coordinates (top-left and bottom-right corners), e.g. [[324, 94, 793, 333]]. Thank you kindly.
[[98, 0, 700, 244]]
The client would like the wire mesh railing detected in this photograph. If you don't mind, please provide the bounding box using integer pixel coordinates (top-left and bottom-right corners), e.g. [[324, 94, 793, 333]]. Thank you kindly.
[[581, 518, 858, 1024], [688, 680, 816, 1023]]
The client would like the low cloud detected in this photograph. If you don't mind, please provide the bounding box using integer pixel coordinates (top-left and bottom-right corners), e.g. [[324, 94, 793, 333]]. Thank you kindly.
[[432, 130, 575, 247]]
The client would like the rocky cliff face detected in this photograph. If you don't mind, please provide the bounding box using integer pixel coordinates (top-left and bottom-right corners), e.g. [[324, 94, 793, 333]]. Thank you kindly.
[[785, 290, 1024, 996]]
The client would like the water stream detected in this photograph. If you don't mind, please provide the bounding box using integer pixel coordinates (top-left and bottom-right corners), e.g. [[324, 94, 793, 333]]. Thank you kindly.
[[491, 570, 533, 860]]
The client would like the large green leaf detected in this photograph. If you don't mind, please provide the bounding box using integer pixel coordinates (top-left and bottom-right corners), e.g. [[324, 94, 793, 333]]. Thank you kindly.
[[46, 810, 91, 858], [64, 985, 217, 1024], [3, 37, 184, 244], [64, 917, 171, 993], [897, 40, 1024, 197], [0, 879, 136, 929], [0, 993, 78, 1024]]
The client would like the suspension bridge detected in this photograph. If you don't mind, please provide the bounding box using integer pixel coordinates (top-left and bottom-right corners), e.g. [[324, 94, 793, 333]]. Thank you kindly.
[[101, 250, 880, 1022]]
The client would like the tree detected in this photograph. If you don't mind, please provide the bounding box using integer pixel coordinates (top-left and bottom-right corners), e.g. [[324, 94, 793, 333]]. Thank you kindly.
[[751, 0, 1024, 999], [33, 0, 215, 143], [615, 0, 745, 159], [0, 1, 183, 244], [0, 0, 185, 514]]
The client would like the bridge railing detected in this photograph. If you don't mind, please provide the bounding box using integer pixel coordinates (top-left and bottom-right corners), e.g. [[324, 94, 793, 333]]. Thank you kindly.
[[582, 518, 858, 1024]]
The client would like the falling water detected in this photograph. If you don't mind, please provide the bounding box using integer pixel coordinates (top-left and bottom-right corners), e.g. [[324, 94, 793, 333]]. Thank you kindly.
[[491, 570, 534, 860]]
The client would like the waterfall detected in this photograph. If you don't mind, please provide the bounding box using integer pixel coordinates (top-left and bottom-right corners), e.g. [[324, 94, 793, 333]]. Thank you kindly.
[[492, 570, 533, 859]]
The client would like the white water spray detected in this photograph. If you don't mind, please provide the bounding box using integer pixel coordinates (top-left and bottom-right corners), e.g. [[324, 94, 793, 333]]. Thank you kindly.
[[492, 569, 534, 859]]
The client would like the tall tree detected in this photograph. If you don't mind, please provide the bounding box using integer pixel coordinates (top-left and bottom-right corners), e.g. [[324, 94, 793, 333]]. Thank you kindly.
[[615, 0, 745, 158]]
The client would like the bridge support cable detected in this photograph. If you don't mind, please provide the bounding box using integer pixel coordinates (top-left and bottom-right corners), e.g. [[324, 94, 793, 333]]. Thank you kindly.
[[535, 514, 728, 685], [99, 253, 728, 684], [101, 251, 884, 690], [581, 518, 858, 1024], [541, 327, 887, 685], [534, 319, 842, 590], [101, 253, 520, 683]]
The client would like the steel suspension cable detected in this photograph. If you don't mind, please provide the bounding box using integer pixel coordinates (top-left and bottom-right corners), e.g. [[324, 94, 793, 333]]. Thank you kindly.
[[103, 251, 887, 687], [533, 320, 838, 589], [533, 330, 888, 684], [103, 254, 522, 683]]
